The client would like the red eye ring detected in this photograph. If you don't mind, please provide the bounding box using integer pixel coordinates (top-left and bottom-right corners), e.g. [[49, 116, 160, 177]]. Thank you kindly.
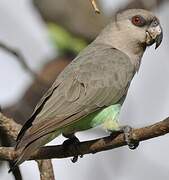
[[132, 15, 146, 27]]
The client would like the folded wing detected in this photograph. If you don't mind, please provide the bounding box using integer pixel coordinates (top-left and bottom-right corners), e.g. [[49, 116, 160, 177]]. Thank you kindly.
[[16, 43, 135, 151]]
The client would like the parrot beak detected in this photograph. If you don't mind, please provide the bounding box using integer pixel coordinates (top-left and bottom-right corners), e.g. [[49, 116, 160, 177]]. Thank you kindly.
[[154, 29, 163, 49], [146, 18, 163, 49]]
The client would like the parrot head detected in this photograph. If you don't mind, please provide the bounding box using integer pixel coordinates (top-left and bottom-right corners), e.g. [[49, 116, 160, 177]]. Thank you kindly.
[[116, 9, 163, 50]]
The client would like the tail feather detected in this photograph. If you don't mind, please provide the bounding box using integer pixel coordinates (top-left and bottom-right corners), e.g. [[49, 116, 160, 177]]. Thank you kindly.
[[9, 132, 60, 172], [9, 146, 31, 173], [8, 160, 18, 173]]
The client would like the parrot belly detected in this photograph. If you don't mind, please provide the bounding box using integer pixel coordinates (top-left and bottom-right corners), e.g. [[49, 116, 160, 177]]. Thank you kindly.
[[62, 104, 121, 135]]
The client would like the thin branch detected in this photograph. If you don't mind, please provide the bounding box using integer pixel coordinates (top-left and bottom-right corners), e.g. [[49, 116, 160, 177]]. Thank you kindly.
[[0, 128, 23, 180], [0, 110, 23, 180], [0, 116, 169, 161], [0, 43, 48, 87], [0, 113, 21, 140], [89, 0, 100, 13], [37, 160, 55, 180], [0, 147, 15, 160], [0, 43, 38, 79], [0, 112, 55, 180]]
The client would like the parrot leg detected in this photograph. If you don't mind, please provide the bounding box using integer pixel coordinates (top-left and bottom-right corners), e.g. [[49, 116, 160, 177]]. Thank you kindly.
[[110, 126, 139, 150], [62, 133, 83, 163]]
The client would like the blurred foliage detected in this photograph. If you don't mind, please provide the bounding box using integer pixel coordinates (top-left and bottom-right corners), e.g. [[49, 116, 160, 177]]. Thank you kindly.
[[48, 23, 87, 55], [33, 0, 108, 40]]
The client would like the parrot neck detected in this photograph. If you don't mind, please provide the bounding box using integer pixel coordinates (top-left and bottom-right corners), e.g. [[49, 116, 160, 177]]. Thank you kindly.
[[94, 22, 146, 71]]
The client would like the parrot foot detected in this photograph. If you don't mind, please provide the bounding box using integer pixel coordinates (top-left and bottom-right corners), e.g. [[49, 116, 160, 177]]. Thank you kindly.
[[121, 125, 139, 150], [109, 126, 139, 150], [62, 134, 83, 163]]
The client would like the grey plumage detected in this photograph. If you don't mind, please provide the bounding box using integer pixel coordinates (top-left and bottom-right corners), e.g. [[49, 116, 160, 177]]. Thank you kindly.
[[16, 43, 135, 151], [12, 9, 163, 169]]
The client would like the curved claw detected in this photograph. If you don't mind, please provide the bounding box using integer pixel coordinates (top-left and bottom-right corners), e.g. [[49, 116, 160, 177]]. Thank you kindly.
[[62, 134, 83, 163], [71, 156, 78, 163], [71, 154, 83, 163]]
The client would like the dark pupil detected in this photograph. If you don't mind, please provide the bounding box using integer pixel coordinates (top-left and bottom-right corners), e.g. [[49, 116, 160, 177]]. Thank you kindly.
[[135, 17, 140, 23]]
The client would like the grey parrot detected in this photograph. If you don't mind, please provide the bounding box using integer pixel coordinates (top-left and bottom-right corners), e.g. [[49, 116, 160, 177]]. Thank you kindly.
[[11, 9, 163, 170]]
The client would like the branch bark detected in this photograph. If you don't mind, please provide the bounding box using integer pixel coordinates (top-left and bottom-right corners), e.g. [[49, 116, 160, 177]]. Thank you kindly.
[[0, 112, 21, 140], [0, 113, 55, 180], [89, 0, 100, 13], [0, 110, 23, 180], [37, 160, 55, 180], [0, 115, 169, 161]]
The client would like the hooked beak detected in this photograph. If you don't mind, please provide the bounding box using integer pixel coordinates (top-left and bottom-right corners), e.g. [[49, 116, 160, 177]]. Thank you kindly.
[[155, 30, 163, 49], [146, 18, 163, 49]]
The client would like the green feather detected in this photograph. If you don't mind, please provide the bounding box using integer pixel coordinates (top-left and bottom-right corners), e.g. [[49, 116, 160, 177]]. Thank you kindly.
[[63, 104, 121, 134]]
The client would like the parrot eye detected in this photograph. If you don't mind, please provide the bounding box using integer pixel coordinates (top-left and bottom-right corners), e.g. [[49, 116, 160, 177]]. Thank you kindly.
[[131, 15, 146, 27]]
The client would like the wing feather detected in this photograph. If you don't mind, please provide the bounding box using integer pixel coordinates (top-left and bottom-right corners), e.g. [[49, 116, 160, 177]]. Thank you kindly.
[[16, 43, 135, 150]]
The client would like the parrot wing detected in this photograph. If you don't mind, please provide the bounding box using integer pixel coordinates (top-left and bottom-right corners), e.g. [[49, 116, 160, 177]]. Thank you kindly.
[[16, 43, 135, 149]]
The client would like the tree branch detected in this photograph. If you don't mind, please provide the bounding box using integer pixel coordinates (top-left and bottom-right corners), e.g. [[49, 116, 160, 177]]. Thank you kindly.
[[89, 0, 100, 13], [0, 116, 169, 161], [0, 112, 55, 180], [0, 43, 37, 79], [0, 112, 21, 140], [37, 160, 55, 180], [0, 112, 23, 180]]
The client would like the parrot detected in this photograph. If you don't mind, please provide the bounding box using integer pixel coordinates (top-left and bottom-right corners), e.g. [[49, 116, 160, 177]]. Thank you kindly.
[[11, 9, 163, 170]]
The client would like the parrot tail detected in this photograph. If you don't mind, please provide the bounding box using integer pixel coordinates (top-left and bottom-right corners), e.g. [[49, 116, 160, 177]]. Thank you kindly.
[[9, 137, 44, 173], [9, 131, 60, 173]]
